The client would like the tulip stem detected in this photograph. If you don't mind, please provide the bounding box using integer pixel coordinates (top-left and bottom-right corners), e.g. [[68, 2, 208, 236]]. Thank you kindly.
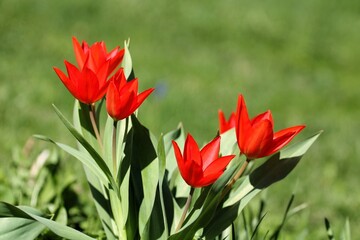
[[89, 104, 103, 151], [175, 187, 194, 233], [222, 157, 250, 198], [112, 120, 118, 178]]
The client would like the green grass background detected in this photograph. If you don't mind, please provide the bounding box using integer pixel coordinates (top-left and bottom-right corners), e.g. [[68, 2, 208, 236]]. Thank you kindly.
[[1, 0, 359, 238]]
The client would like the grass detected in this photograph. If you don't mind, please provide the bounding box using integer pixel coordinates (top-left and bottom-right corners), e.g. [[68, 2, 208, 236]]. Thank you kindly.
[[0, 0, 359, 238]]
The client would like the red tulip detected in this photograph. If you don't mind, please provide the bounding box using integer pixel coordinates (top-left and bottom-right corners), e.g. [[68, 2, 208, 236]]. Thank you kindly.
[[106, 68, 154, 120], [236, 95, 305, 160], [172, 134, 235, 188], [54, 60, 110, 104], [72, 37, 124, 75], [218, 110, 236, 134]]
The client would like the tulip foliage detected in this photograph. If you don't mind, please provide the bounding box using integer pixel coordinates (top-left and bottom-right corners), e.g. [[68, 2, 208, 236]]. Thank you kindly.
[[0, 38, 321, 240]]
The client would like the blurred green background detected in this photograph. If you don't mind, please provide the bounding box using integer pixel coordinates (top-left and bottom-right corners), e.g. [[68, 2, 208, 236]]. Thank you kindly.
[[0, 0, 359, 238]]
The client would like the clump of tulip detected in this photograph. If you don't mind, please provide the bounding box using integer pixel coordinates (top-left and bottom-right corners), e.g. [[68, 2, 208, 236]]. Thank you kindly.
[[0, 37, 320, 240]]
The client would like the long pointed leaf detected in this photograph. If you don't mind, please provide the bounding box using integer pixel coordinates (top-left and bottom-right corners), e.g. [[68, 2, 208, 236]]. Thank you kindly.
[[52, 104, 118, 193], [0, 202, 94, 240]]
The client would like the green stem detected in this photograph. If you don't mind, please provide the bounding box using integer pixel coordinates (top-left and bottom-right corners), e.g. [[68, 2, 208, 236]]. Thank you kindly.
[[112, 120, 118, 178], [89, 104, 103, 151], [175, 187, 195, 232], [222, 157, 250, 198]]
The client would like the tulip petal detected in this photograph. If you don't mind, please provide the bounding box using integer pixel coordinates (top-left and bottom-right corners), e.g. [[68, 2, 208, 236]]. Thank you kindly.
[[218, 110, 227, 133], [251, 110, 273, 128], [108, 48, 125, 74], [172, 141, 185, 174], [236, 95, 252, 151], [243, 120, 273, 159], [203, 155, 235, 177], [106, 80, 119, 118], [184, 134, 201, 167], [79, 68, 100, 104], [200, 136, 221, 170], [264, 125, 305, 156], [72, 37, 86, 69]]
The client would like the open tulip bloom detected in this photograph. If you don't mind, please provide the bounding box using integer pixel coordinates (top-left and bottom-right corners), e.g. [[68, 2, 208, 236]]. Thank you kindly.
[[53, 60, 110, 104], [106, 68, 154, 121], [236, 94, 305, 160], [72, 37, 124, 75], [172, 134, 235, 188], [0, 37, 321, 240]]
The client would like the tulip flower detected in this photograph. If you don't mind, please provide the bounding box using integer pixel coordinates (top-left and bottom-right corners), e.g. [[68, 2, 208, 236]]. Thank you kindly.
[[172, 134, 235, 188], [106, 68, 154, 121], [72, 37, 124, 75], [218, 110, 236, 134], [54, 60, 110, 104], [236, 95, 305, 160]]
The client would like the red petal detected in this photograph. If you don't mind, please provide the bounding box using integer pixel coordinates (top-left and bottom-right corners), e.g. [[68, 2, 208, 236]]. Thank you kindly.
[[243, 120, 273, 159], [96, 61, 110, 86], [218, 110, 227, 133], [196, 172, 222, 187], [235, 95, 251, 151], [172, 140, 185, 174], [80, 67, 100, 104], [108, 48, 125, 74], [186, 163, 204, 187], [72, 37, 86, 69], [135, 88, 154, 108], [264, 125, 305, 156], [54, 67, 76, 95], [200, 136, 220, 170], [184, 134, 201, 167], [251, 110, 273, 127], [203, 155, 235, 177], [106, 80, 119, 118]]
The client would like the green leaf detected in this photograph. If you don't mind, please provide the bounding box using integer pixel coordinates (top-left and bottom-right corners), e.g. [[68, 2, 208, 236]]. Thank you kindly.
[[0, 202, 94, 240], [52, 104, 118, 193], [122, 39, 133, 79], [56, 101, 118, 240], [34, 135, 109, 186], [127, 115, 164, 239], [219, 128, 237, 156], [341, 218, 351, 240], [250, 131, 322, 189], [0, 218, 45, 240]]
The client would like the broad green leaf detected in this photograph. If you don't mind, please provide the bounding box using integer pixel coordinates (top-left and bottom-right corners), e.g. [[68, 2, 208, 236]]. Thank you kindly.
[[128, 115, 162, 239], [0, 218, 45, 240], [249, 131, 322, 189], [0, 202, 94, 240], [73, 101, 99, 152], [157, 135, 169, 238], [68, 101, 118, 240], [280, 130, 323, 159], [226, 131, 322, 207], [219, 128, 237, 156], [109, 189, 127, 239], [34, 135, 108, 185], [52, 104, 118, 193], [122, 39, 133, 79]]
